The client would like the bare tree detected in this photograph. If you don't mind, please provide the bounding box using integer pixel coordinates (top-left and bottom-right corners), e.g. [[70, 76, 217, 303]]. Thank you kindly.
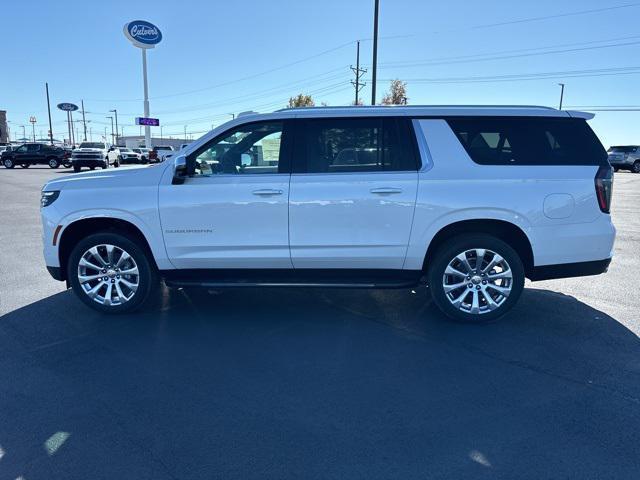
[[381, 79, 408, 105], [288, 94, 315, 108]]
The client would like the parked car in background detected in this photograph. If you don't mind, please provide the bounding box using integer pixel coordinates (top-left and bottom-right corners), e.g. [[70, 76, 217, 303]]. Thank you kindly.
[[132, 147, 151, 163], [71, 142, 119, 172], [0, 145, 13, 157], [2, 143, 70, 169], [117, 147, 145, 165], [40, 106, 615, 322], [607, 145, 640, 173], [148, 145, 174, 162]]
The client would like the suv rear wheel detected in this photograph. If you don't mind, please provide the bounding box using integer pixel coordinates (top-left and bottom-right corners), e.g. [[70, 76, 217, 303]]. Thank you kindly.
[[633, 161, 640, 173], [427, 234, 524, 323], [3, 158, 15, 169], [67, 232, 158, 314], [48, 157, 60, 168]]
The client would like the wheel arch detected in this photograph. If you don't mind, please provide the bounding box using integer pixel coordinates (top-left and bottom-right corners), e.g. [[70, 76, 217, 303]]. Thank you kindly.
[[58, 217, 159, 281], [423, 219, 534, 276]]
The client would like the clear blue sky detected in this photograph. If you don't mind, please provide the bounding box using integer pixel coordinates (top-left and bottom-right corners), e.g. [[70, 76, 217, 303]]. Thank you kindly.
[[3, 0, 640, 146]]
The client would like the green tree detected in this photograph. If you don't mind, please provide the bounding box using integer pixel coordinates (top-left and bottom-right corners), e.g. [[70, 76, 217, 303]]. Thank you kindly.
[[381, 79, 408, 105], [288, 94, 315, 108]]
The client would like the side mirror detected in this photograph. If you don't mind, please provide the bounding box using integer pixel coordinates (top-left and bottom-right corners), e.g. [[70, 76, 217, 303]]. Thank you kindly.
[[240, 153, 252, 167], [172, 155, 188, 184]]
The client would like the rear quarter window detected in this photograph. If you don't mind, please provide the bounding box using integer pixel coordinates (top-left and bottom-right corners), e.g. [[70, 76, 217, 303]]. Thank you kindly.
[[447, 117, 607, 166]]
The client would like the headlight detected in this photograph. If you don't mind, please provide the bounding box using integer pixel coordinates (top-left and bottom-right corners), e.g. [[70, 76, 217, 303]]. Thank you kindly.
[[41, 190, 60, 208]]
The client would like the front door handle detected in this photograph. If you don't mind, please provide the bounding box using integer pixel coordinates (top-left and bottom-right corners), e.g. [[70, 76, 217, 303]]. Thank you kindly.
[[252, 189, 283, 196], [370, 187, 403, 195]]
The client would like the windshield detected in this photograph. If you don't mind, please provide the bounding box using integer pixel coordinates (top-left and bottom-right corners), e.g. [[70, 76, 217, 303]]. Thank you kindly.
[[79, 142, 105, 149], [156, 146, 173, 151], [120, 148, 133, 152]]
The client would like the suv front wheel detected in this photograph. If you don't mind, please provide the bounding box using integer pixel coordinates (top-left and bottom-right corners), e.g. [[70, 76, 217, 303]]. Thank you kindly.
[[428, 234, 524, 323], [3, 158, 15, 168], [68, 232, 158, 313]]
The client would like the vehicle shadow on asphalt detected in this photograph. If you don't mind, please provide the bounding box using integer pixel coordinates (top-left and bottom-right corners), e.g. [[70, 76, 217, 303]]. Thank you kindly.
[[0, 287, 638, 479]]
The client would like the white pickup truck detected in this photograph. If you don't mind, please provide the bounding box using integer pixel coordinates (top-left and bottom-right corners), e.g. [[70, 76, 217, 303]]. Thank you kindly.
[[71, 142, 119, 172]]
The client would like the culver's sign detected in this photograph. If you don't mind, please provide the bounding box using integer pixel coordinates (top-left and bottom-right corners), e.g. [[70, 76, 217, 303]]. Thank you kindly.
[[123, 20, 162, 48]]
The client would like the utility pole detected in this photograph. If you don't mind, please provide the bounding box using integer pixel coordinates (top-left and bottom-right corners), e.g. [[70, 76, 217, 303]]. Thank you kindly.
[[21, 125, 26, 141], [106, 116, 114, 144], [371, 0, 380, 105], [110, 109, 119, 145], [558, 83, 565, 110], [45, 83, 54, 145], [350, 41, 367, 105], [229, 113, 235, 120], [81, 100, 87, 141], [184, 125, 187, 142]]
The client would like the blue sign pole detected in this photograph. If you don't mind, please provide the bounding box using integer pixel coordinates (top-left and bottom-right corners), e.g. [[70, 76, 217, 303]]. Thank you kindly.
[[123, 20, 162, 149]]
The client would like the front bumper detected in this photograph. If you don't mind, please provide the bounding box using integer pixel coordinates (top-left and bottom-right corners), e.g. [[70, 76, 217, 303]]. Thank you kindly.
[[72, 158, 106, 167]]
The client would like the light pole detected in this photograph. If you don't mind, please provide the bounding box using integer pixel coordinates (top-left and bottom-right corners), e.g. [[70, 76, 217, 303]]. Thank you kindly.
[[184, 125, 187, 142], [110, 109, 119, 145], [29, 116, 37, 142], [558, 83, 565, 110], [371, 0, 380, 105], [106, 116, 114, 145], [21, 125, 26, 141]]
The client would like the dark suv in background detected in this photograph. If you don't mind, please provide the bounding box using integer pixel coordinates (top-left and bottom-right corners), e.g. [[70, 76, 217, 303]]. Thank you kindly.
[[1, 143, 71, 169]]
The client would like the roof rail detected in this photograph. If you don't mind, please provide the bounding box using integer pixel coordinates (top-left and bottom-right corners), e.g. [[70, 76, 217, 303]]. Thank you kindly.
[[275, 104, 557, 112]]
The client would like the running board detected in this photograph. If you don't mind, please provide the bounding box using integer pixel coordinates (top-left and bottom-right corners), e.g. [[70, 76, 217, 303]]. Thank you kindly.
[[161, 268, 424, 289]]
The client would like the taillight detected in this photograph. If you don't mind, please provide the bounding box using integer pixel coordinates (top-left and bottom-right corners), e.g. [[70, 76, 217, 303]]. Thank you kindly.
[[595, 165, 613, 213]]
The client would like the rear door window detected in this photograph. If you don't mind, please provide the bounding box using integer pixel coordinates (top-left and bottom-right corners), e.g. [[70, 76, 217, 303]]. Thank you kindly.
[[295, 117, 418, 173], [447, 117, 607, 166]]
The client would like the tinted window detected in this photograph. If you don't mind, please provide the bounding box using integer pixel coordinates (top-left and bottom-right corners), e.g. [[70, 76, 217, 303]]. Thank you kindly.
[[447, 117, 607, 166], [27, 144, 40, 152], [297, 118, 416, 173]]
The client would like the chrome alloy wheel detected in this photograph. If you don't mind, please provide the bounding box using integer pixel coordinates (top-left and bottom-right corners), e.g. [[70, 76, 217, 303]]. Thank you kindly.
[[77, 244, 139, 306], [442, 248, 513, 315]]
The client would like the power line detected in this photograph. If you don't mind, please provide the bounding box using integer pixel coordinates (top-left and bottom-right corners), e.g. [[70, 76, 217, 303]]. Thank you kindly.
[[471, 2, 640, 30], [377, 65, 640, 84]]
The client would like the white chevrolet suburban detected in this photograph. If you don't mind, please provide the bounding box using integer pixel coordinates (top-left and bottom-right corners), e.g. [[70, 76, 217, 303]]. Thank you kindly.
[[40, 106, 615, 322]]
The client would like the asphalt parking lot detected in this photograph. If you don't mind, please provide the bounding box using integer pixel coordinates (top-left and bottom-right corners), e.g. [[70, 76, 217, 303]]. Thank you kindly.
[[0, 166, 639, 479]]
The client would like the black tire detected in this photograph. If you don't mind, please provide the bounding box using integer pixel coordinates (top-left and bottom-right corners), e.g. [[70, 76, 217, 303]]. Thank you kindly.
[[613, 167, 619, 172], [20, 163, 29, 168], [633, 161, 640, 174], [90, 166, 95, 170], [3, 158, 15, 169], [48, 157, 60, 169], [427, 234, 525, 323], [73, 165, 81, 173], [63, 161, 72, 168], [67, 232, 159, 314]]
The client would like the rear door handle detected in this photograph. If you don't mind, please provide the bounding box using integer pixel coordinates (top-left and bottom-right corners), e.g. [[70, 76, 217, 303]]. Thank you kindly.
[[370, 187, 403, 195], [252, 189, 283, 196]]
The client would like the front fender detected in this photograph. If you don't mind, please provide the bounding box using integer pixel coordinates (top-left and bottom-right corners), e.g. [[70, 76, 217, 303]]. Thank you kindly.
[[56, 208, 172, 270]]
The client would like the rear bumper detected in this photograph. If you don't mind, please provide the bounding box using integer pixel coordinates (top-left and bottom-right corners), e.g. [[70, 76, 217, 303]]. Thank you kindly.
[[528, 258, 611, 281], [47, 265, 65, 281]]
